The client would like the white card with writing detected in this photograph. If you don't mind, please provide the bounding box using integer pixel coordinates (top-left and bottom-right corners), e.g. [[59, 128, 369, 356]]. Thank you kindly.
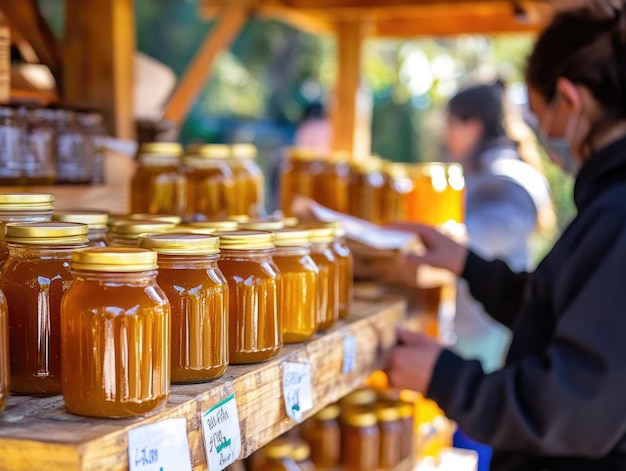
[[128, 418, 192, 471], [342, 335, 357, 374], [283, 361, 314, 422], [201, 394, 242, 471]]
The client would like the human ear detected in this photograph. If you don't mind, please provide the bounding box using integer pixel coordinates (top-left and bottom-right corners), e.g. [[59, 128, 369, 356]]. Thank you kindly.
[[555, 78, 582, 113]]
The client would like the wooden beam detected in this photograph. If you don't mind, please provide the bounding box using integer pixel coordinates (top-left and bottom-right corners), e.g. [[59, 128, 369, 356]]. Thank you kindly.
[[255, 7, 335, 35], [63, 0, 135, 139], [0, 0, 60, 79], [163, 8, 248, 125], [331, 21, 370, 158], [373, 12, 542, 37]]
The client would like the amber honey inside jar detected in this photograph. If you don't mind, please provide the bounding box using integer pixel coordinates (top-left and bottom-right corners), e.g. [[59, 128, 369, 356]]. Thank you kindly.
[[130, 142, 186, 216], [328, 222, 353, 320], [52, 210, 109, 247], [377, 405, 403, 468], [280, 148, 317, 217], [302, 404, 341, 468], [138, 233, 228, 383], [1, 222, 89, 395], [229, 144, 265, 217], [397, 401, 415, 460], [61, 247, 170, 417], [272, 229, 319, 343], [108, 220, 177, 247], [341, 408, 380, 470], [312, 153, 350, 214], [307, 226, 339, 331], [0, 193, 54, 266], [258, 439, 299, 471], [381, 162, 413, 224], [184, 144, 235, 220], [0, 288, 8, 413], [348, 159, 385, 224], [291, 440, 315, 471], [217, 231, 282, 364]]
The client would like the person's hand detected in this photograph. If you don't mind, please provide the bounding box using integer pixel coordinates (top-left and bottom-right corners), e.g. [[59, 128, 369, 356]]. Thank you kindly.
[[386, 328, 445, 393], [386, 222, 468, 276]]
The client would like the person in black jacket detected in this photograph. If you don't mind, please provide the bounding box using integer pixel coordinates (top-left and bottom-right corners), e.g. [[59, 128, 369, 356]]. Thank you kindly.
[[387, 2, 626, 470]]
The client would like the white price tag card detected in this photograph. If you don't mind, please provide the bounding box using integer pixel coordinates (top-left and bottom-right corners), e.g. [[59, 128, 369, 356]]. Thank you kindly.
[[201, 394, 242, 471], [342, 335, 357, 374], [283, 362, 313, 422], [128, 418, 192, 471]]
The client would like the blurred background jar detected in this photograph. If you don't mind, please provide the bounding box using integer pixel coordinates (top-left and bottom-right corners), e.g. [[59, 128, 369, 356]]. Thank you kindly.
[[23, 107, 57, 185], [311, 153, 349, 213], [130, 142, 186, 216], [76, 108, 107, 185], [52, 210, 109, 247], [229, 143, 265, 217], [53, 108, 93, 184], [280, 147, 317, 217], [347, 158, 384, 224], [381, 162, 413, 224], [0, 105, 26, 185], [184, 144, 234, 220]]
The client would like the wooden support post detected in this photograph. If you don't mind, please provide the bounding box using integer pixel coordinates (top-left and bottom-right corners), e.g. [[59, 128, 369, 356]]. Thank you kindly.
[[63, 0, 135, 139], [331, 20, 370, 159], [163, 8, 248, 125]]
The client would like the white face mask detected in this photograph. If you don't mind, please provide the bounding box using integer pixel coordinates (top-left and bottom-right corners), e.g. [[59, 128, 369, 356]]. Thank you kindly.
[[538, 95, 581, 176]]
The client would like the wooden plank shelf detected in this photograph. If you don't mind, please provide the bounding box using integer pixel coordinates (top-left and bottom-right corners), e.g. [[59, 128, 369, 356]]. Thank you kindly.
[[0, 296, 406, 471]]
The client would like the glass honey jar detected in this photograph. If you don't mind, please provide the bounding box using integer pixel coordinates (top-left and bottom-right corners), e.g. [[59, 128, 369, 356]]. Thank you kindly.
[[280, 148, 317, 217], [347, 159, 385, 224], [129, 213, 182, 225], [184, 144, 235, 220], [61, 248, 170, 417], [407, 163, 465, 226], [1, 222, 89, 395], [0, 288, 8, 413], [229, 144, 265, 217], [397, 401, 415, 460], [376, 405, 403, 468], [272, 229, 318, 343], [302, 404, 341, 468], [217, 231, 281, 364], [307, 226, 339, 332], [328, 222, 353, 320], [107, 220, 176, 247], [0, 193, 54, 266], [291, 440, 316, 471], [240, 219, 285, 231], [258, 439, 300, 471], [340, 387, 378, 408], [138, 233, 228, 383], [181, 219, 239, 234], [340, 408, 380, 470], [130, 142, 186, 216], [381, 162, 413, 224], [311, 153, 350, 213], [52, 210, 109, 247]]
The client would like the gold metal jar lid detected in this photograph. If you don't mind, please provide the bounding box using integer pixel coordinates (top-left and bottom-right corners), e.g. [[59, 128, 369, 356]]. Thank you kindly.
[[138, 233, 220, 255], [376, 405, 401, 422], [137, 142, 182, 156], [0, 193, 54, 211], [273, 228, 311, 247], [348, 158, 382, 174], [216, 230, 274, 250], [129, 213, 182, 225], [71, 247, 158, 272], [185, 220, 239, 232], [5, 222, 89, 245], [240, 219, 285, 231], [382, 161, 410, 178], [304, 226, 335, 244], [325, 221, 346, 238], [314, 404, 341, 421], [396, 402, 414, 420], [282, 216, 299, 227], [186, 143, 230, 159], [286, 147, 317, 162], [229, 214, 250, 223], [52, 210, 109, 230], [340, 387, 378, 407], [111, 220, 177, 237], [291, 440, 311, 462], [264, 439, 293, 459], [230, 143, 257, 159], [341, 409, 379, 428]]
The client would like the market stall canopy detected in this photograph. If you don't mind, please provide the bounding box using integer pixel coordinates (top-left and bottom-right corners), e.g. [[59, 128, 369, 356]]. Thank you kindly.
[[199, 0, 555, 36]]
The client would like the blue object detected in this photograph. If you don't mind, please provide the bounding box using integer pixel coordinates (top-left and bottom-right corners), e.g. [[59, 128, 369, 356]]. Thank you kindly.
[[453, 428, 492, 471]]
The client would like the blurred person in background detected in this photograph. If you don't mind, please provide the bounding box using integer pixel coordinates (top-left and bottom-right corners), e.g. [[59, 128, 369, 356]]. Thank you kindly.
[[388, 1, 626, 469], [444, 81, 553, 373]]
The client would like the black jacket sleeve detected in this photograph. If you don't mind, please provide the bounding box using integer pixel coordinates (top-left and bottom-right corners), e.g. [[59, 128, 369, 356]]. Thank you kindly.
[[427, 225, 626, 457], [461, 251, 529, 328]]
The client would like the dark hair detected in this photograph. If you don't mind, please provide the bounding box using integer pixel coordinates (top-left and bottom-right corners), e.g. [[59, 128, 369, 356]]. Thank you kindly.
[[527, 0, 626, 150], [447, 82, 506, 140]]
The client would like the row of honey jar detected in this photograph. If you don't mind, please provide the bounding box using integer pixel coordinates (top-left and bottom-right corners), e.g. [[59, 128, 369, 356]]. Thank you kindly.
[[131, 142, 265, 220], [281, 149, 465, 227], [0, 193, 353, 419], [246, 387, 416, 471]]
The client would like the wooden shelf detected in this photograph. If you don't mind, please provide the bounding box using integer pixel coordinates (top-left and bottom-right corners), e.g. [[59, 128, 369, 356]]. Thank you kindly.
[[0, 296, 406, 471]]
